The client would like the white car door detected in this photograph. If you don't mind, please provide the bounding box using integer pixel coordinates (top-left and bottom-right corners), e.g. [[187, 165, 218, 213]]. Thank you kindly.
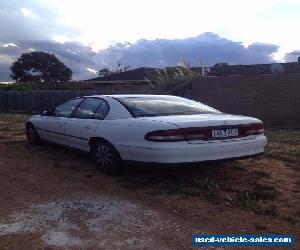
[[64, 98, 109, 151], [36, 98, 83, 145]]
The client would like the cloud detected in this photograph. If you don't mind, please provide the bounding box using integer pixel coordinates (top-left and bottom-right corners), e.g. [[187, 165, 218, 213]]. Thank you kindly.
[[0, 40, 98, 79], [0, 32, 291, 80], [0, 0, 79, 42], [86, 68, 97, 74], [284, 50, 300, 62], [0, 39, 98, 79], [20, 7, 36, 19], [93, 33, 279, 68]]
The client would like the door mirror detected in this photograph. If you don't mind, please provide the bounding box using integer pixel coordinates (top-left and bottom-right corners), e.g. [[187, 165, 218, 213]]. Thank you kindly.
[[41, 110, 54, 116]]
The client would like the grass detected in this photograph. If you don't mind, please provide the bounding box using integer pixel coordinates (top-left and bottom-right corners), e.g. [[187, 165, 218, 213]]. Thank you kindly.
[[118, 166, 226, 201], [0, 112, 29, 145], [265, 129, 300, 164], [0, 112, 299, 226], [225, 185, 279, 211]]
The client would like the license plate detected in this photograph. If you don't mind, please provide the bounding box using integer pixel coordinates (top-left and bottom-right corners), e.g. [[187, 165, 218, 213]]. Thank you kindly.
[[212, 128, 238, 138]]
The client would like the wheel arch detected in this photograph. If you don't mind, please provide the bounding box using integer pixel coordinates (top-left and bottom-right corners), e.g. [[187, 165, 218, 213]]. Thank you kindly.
[[25, 120, 41, 143], [89, 137, 122, 159], [25, 121, 34, 128]]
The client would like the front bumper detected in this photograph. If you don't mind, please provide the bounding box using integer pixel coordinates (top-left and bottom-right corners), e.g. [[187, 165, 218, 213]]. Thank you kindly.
[[116, 135, 267, 164]]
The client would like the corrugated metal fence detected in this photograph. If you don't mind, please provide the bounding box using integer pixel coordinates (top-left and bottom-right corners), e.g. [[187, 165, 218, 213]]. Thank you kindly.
[[0, 89, 154, 111]]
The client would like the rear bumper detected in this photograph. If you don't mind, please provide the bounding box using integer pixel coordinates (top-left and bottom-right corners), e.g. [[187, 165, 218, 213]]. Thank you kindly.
[[116, 135, 267, 164], [125, 153, 264, 167]]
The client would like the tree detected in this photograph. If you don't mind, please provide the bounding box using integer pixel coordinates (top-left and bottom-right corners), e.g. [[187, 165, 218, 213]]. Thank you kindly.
[[10, 51, 72, 82], [114, 63, 130, 74]]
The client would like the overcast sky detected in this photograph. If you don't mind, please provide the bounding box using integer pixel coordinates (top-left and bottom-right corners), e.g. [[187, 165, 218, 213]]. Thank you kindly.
[[0, 0, 299, 80]]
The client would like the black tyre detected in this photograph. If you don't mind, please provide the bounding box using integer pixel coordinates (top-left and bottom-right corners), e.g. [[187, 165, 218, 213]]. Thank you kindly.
[[91, 140, 121, 174], [26, 123, 40, 145]]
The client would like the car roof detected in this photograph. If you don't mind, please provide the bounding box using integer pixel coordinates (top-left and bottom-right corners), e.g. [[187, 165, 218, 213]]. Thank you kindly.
[[83, 94, 177, 98]]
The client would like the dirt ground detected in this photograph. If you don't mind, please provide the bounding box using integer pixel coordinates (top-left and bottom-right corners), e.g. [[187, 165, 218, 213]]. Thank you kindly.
[[0, 112, 299, 249]]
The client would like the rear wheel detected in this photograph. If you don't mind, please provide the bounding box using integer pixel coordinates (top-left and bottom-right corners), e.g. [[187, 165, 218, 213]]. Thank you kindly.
[[26, 123, 40, 145], [91, 140, 121, 174]]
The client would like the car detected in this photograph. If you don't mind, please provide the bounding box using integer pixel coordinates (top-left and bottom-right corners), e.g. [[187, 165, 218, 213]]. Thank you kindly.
[[26, 95, 267, 173]]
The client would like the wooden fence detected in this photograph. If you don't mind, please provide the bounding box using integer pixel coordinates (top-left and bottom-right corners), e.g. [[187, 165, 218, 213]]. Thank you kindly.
[[0, 89, 153, 112]]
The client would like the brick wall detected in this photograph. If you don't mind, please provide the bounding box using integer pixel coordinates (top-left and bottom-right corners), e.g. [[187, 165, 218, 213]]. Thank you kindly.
[[192, 74, 300, 128]]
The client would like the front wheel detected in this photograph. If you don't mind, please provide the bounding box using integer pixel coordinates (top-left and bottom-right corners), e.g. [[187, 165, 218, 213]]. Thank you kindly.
[[91, 140, 121, 174], [26, 123, 40, 145]]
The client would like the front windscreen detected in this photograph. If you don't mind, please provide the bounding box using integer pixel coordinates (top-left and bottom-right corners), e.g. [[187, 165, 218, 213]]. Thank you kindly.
[[116, 96, 220, 117]]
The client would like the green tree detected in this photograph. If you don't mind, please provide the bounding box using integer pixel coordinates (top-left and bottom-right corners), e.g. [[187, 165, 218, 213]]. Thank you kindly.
[[10, 51, 72, 82]]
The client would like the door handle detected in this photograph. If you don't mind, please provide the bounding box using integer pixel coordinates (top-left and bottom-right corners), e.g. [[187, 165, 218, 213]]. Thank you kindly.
[[84, 125, 92, 130]]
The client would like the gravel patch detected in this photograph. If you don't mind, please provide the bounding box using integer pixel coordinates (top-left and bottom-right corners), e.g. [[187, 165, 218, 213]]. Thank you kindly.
[[0, 195, 187, 249]]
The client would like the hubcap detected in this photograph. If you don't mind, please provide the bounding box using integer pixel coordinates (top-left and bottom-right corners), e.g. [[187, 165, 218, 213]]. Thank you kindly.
[[96, 144, 113, 168]]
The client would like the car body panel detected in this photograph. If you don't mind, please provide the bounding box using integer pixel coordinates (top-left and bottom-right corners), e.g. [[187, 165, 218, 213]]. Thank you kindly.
[[33, 116, 69, 145], [64, 118, 102, 151]]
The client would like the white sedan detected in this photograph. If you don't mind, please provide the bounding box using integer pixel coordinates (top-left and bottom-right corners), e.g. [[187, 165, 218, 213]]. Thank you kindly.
[[26, 95, 267, 173]]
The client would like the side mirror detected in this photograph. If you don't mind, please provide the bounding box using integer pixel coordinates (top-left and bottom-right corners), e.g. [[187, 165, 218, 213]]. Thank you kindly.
[[41, 110, 54, 116]]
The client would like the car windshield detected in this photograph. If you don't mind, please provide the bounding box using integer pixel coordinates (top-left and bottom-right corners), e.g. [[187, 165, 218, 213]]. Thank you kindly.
[[116, 96, 220, 117]]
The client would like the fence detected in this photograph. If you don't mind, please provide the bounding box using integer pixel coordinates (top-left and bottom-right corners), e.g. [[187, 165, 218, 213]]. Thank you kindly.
[[191, 73, 300, 128], [0, 89, 154, 112]]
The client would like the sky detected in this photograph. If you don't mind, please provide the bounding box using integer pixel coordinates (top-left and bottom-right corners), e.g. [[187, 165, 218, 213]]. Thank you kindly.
[[0, 0, 299, 80]]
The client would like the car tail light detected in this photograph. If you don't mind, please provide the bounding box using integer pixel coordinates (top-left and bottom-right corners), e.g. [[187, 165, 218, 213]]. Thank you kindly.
[[144, 129, 185, 142], [145, 127, 209, 142], [145, 123, 264, 142], [182, 127, 209, 141], [245, 123, 264, 135]]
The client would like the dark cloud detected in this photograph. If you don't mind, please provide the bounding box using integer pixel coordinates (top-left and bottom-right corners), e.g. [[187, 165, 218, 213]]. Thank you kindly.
[[0, 0, 78, 41], [0, 40, 97, 80], [93, 33, 279, 68], [284, 50, 300, 62], [0, 0, 84, 79], [0, 32, 292, 80]]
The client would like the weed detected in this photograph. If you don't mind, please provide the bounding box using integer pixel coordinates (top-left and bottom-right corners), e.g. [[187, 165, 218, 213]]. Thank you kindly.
[[225, 185, 278, 211]]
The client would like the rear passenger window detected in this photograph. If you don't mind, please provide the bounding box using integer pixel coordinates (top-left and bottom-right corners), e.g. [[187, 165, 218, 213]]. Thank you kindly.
[[94, 101, 109, 119], [73, 98, 103, 119]]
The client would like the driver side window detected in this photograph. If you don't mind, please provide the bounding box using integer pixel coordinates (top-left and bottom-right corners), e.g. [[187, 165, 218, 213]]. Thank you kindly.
[[54, 98, 83, 117]]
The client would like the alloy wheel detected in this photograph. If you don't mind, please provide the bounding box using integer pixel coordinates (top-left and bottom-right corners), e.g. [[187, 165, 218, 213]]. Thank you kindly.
[[95, 144, 114, 169]]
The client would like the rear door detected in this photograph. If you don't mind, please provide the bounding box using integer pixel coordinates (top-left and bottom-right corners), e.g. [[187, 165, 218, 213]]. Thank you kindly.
[[65, 97, 109, 151], [37, 98, 83, 145]]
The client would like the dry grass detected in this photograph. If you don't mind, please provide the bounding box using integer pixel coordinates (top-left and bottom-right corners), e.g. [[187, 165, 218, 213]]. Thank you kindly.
[[0, 112, 300, 229], [0, 112, 29, 145], [265, 129, 300, 164]]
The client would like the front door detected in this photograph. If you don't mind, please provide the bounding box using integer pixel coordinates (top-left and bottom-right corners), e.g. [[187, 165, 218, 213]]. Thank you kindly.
[[36, 98, 83, 145], [65, 98, 109, 151]]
